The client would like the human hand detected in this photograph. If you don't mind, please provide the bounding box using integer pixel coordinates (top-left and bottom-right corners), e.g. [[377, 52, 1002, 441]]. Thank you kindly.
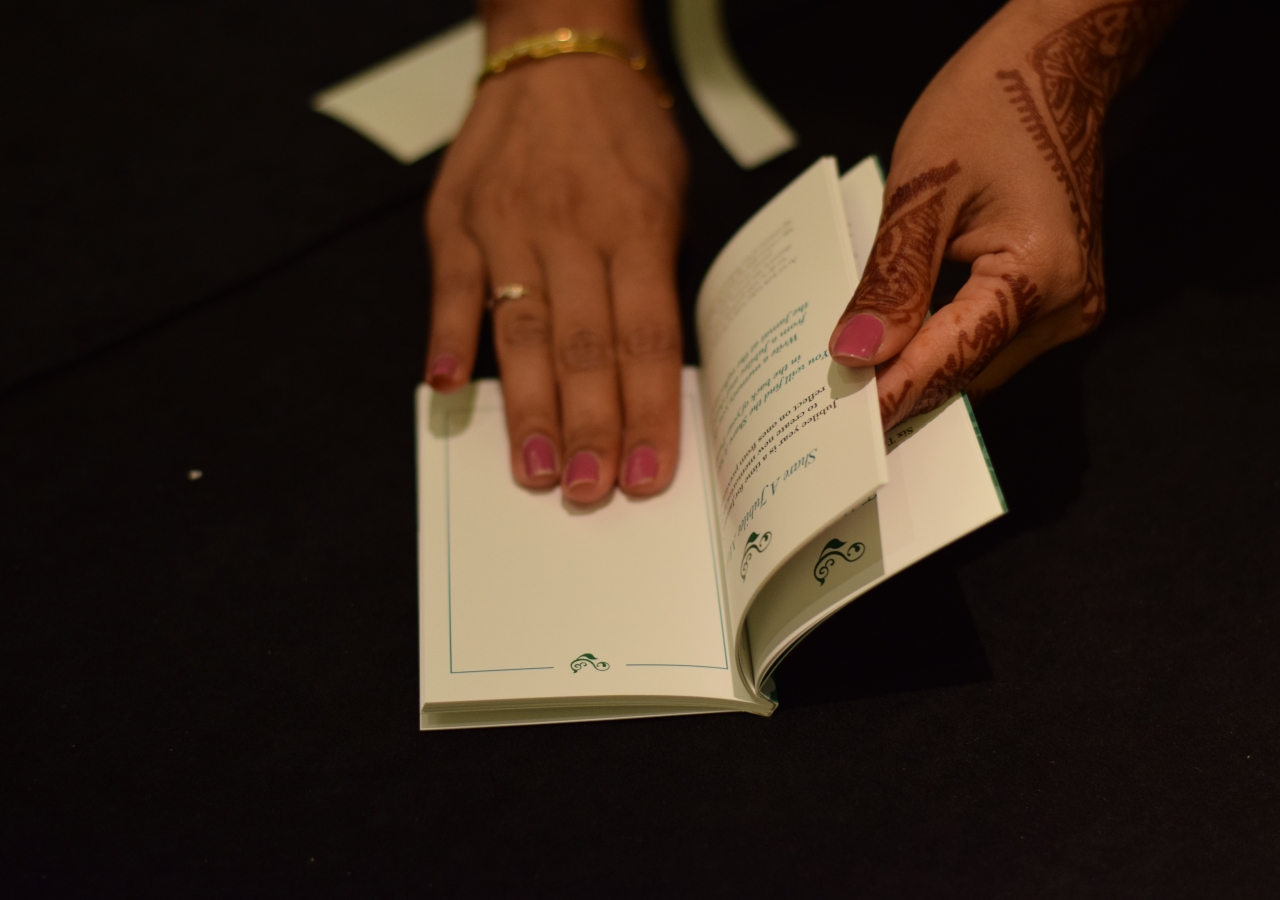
[[829, 0, 1181, 429], [425, 4, 687, 504]]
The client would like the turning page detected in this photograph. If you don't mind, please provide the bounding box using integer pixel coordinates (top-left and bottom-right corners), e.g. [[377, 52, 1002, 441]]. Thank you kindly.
[[743, 158, 1008, 684], [745, 395, 1007, 684], [695, 157, 888, 627]]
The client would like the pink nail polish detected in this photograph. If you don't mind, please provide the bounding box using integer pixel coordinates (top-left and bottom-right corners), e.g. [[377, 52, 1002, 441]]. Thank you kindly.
[[564, 452, 599, 489], [522, 436, 556, 478], [428, 353, 458, 384], [625, 446, 659, 487], [833, 314, 885, 361]]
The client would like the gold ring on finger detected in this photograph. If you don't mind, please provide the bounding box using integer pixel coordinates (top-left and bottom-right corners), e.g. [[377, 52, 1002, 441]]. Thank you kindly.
[[487, 283, 542, 313]]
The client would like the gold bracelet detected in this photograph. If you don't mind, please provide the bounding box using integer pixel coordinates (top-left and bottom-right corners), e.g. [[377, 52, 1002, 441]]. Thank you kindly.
[[479, 27, 673, 107]]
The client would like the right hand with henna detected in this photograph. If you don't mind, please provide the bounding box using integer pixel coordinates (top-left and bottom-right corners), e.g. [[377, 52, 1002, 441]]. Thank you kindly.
[[424, 0, 688, 505], [827, 0, 1182, 430]]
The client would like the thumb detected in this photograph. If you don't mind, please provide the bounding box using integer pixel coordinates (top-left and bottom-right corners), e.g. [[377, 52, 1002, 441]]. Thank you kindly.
[[829, 160, 963, 366]]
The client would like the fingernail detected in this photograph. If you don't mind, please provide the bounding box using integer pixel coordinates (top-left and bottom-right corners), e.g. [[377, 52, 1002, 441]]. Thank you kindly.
[[624, 446, 659, 488], [564, 452, 599, 489], [833, 314, 885, 361], [428, 353, 457, 385], [522, 435, 556, 478]]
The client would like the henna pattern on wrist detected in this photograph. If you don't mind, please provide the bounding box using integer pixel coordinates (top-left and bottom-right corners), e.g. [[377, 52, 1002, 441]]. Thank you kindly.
[[852, 160, 960, 328], [996, 1, 1182, 329]]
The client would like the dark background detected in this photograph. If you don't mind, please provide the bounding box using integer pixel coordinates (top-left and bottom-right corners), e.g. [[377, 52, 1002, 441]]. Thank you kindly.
[[2, 0, 1277, 895]]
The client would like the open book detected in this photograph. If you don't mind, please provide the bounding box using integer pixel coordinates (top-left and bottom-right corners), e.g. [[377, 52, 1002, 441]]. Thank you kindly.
[[415, 157, 1006, 729]]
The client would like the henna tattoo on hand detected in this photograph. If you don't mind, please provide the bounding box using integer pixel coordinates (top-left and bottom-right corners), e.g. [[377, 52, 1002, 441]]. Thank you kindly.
[[997, 1, 1183, 328], [852, 160, 960, 327], [879, 379, 915, 425], [881, 3, 1182, 428], [913, 274, 1040, 413], [888, 274, 1042, 424], [882, 161, 963, 221], [1028, 1, 1179, 212]]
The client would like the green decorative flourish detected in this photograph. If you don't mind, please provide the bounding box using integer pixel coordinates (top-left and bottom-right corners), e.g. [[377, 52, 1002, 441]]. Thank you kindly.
[[740, 531, 772, 580], [570, 653, 610, 673], [813, 538, 866, 585]]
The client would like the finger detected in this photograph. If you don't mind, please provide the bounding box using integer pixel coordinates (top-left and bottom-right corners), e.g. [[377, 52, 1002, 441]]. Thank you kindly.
[[610, 238, 683, 496], [424, 199, 485, 392], [875, 267, 1043, 429], [830, 160, 963, 367], [540, 238, 621, 505], [482, 241, 563, 490], [965, 297, 1099, 401]]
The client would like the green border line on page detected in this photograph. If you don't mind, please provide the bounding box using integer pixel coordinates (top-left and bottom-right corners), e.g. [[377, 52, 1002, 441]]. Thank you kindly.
[[962, 393, 1008, 514]]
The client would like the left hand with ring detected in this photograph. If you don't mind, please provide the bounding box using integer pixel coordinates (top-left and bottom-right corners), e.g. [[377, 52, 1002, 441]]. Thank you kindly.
[[424, 0, 688, 505]]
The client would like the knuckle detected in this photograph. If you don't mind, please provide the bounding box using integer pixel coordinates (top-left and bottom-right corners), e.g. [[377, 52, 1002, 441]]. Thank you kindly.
[[533, 172, 585, 230], [1002, 232, 1093, 314], [434, 266, 482, 302], [618, 323, 680, 361], [1053, 246, 1090, 301], [557, 329, 615, 373], [497, 310, 551, 348], [616, 185, 677, 238], [1018, 232, 1088, 302], [563, 420, 617, 452], [622, 406, 671, 437], [472, 178, 524, 223]]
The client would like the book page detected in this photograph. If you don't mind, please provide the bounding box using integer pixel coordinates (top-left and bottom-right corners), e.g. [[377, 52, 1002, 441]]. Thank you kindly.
[[696, 157, 888, 626], [742, 159, 1005, 685], [838, 155, 886, 278], [416, 370, 766, 717], [745, 395, 1007, 684]]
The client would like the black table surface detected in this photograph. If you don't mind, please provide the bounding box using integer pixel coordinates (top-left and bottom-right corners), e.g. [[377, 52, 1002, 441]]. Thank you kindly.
[[3, 1, 1278, 895]]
